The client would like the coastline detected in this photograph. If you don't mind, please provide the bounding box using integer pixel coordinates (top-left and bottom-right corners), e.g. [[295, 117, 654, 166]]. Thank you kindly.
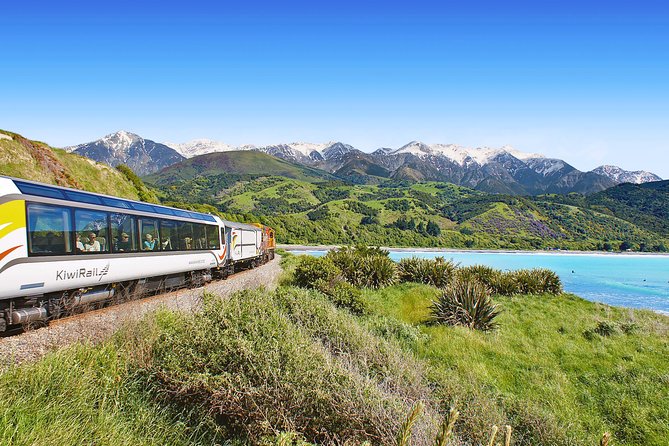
[[278, 244, 669, 257]]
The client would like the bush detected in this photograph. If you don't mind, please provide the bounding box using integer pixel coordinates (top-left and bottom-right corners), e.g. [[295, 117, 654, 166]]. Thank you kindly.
[[507, 268, 563, 295], [292, 255, 341, 288], [430, 277, 500, 331], [397, 257, 457, 288], [313, 277, 368, 315], [357, 254, 397, 288], [146, 289, 439, 445], [326, 247, 396, 289], [456, 265, 501, 291]]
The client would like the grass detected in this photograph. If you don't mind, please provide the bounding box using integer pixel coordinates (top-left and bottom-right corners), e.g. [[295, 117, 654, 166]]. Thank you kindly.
[[1, 256, 667, 445], [0, 341, 209, 446], [363, 283, 669, 445], [0, 130, 141, 200]]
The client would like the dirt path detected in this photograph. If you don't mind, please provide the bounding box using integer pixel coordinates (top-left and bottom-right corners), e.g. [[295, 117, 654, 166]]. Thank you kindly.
[[0, 256, 282, 368]]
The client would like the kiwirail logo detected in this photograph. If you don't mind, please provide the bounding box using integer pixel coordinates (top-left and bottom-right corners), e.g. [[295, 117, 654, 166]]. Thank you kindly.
[[56, 263, 110, 282]]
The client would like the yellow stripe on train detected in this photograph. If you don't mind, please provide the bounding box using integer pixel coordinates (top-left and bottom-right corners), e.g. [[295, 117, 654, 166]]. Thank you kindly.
[[0, 200, 26, 240]]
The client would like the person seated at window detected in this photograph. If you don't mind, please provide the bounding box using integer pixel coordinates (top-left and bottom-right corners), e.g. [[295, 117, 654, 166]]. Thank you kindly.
[[161, 237, 172, 250], [115, 232, 132, 252], [84, 232, 101, 252], [183, 236, 192, 250], [76, 233, 85, 253], [143, 233, 157, 251]]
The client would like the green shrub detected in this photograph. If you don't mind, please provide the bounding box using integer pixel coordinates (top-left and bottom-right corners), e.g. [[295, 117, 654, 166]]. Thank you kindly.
[[594, 320, 617, 337], [397, 257, 457, 288], [533, 268, 563, 294], [491, 271, 519, 296], [456, 265, 501, 291], [430, 277, 500, 331], [313, 277, 368, 315], [146, 289, 438, 445], [292, 255, 341, 288], [357, 254, 397, 288], [507, 268, 563, 295], [326, 247, 396, 289]]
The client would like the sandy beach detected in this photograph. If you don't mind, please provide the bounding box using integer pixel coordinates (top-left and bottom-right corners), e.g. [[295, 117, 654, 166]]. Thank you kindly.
[[278, 244, 669, 257]]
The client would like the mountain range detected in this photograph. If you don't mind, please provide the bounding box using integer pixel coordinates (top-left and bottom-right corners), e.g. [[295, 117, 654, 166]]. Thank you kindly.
[[65, 131, 662, 195], [65, 131, 185, 176]]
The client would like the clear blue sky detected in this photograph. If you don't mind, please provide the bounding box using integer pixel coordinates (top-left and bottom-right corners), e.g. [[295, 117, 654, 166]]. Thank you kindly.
[[2, 0, 668, 177]]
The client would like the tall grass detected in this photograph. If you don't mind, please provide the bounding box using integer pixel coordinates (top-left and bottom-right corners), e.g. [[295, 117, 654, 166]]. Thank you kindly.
[[0, 342, 212, 446], [143, 288, 439, 445]]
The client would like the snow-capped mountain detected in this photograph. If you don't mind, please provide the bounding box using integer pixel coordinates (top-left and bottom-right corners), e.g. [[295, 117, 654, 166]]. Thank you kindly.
[[592, 165, 662, 185], [166, 139, 236, 158], [389, 141, 545, 167], [65, 131, 184, 176], [66, 131, 663, 195]]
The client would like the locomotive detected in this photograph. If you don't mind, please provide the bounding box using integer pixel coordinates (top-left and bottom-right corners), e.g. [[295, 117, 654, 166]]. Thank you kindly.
[[0, 175, 275, 332]]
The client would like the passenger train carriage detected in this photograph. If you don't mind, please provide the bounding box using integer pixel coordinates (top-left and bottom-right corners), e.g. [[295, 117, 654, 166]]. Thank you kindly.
[[0, 176, 275, 332]]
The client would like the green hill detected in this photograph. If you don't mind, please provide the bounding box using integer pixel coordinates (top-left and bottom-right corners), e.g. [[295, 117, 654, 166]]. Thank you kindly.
[[0, 129, 150, 200], [586, 181, 669, 236], [146, 150, 335, 185], [150, 167, 669, 250]]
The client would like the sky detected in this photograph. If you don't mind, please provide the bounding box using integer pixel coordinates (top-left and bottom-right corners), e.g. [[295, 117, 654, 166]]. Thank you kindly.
[[1, 0, 668, 177]]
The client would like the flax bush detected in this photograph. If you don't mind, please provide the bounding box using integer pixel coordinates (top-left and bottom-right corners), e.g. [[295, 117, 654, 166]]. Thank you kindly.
[[397, 256, 457, 288], [430, 277, 500, 332]]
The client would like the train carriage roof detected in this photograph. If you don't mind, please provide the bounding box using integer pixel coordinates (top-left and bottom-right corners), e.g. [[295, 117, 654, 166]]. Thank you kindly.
[[219, 219, 263, 232], [2, 175, 217, 223]]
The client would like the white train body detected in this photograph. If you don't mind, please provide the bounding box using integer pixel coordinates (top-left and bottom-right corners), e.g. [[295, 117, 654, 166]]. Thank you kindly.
[[0, 176, 272, 331]]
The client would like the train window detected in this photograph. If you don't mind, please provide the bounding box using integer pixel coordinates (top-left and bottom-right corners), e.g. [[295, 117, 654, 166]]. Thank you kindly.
[[17, 182, 66, 200], [159, 220, 178, 251], [74, 209, 110, 253], [110, 213, 137, 252], [27, 204, 73, 255], [139, 218, 160, 251], [176, 221, 193, 250], [101, 197, 132, 209], [65, 190, 102, 205], [206, 225, 220, 249], [192, 224, 206, 250], [154, 206, 175, 216], [131, 202, 155, 213]]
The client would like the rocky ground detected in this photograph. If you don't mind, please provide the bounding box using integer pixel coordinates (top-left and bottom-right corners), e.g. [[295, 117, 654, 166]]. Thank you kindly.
[[0, 256, 282, 368]]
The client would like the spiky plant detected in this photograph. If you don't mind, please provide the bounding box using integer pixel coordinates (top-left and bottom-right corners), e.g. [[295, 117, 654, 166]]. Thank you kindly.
[[430, 277, 500, 331], [397, 257, 457, 288], [457, 265, 502, 292], [358, 254, 397, 288], [534, 268, 563, 294]]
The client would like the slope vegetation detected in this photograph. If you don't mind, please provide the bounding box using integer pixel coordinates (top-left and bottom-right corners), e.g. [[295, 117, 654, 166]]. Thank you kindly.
[[0, 130, 143, 200]]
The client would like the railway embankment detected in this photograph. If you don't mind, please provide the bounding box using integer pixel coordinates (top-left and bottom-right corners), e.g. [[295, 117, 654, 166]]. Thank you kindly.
[[0, 256, 282, 368]]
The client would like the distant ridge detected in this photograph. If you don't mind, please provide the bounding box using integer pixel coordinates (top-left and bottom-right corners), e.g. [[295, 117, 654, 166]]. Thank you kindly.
[[72, 131, 663, 195], [66, 131, 184, 176]]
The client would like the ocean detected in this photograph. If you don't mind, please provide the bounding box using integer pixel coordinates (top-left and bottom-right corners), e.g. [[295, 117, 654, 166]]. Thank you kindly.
[[293, 250, 669, 313]]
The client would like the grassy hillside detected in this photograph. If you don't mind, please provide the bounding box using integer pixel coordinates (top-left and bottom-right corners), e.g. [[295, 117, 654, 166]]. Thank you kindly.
[[1, 256, 667, 445], [149, 164, 669, 250], [0, 129, 144, 200], [146, 150, 335, 185], [364, 283, 669, 446]]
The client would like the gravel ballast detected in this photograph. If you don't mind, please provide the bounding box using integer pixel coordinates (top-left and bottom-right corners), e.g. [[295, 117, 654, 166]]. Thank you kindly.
[[0, 256, 282, 368]]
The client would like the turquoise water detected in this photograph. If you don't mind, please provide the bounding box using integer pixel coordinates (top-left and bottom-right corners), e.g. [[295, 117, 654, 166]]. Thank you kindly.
[[294, 250, 669, 313]]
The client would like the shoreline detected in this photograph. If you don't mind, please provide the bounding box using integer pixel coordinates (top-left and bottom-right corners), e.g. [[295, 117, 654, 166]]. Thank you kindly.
[[278, 244, 669, 257]]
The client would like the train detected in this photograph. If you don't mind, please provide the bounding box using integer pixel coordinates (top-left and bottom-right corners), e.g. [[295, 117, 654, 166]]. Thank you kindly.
[[0, 175, 275, 332]]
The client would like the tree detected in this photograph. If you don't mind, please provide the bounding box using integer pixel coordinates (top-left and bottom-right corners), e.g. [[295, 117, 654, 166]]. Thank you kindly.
[[426, 220, 441, 237], [619, 241, 632, 251]]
